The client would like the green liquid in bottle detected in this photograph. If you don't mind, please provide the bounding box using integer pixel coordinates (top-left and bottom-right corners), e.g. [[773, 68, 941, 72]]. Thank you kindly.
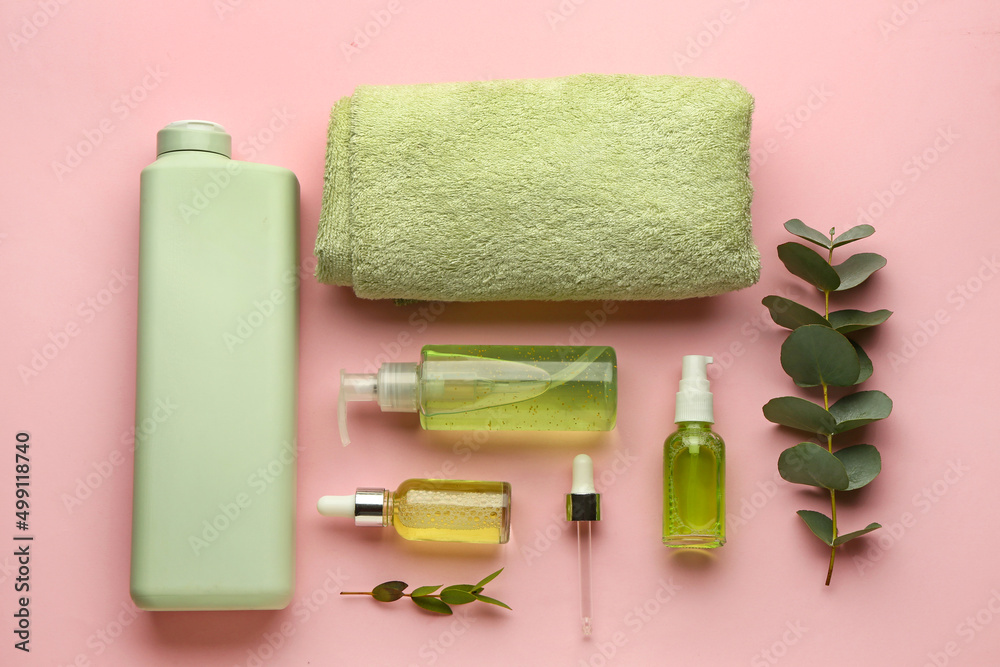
[[663, 423, 726, 548], [417, 345, 617, 431]]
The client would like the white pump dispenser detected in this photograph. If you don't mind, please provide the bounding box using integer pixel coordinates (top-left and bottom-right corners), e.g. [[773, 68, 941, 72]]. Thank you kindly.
[[674, 355, 714, 424], [338, 364, 419, 445]]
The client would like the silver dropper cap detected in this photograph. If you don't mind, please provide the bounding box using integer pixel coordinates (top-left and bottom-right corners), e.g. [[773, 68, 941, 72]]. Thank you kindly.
[[317, 488, 388, 526]]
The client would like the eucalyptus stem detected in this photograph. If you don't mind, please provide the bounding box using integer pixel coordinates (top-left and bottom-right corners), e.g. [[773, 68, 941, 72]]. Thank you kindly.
[[823, 229, 838, 586]]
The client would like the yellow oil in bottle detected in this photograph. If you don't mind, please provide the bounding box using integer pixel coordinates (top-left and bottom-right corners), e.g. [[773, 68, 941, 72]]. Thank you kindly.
[[391, 479, 511, 544]]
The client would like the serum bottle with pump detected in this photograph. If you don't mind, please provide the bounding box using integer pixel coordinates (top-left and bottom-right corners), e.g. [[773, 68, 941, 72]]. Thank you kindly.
[[663, 355, 726, 548]]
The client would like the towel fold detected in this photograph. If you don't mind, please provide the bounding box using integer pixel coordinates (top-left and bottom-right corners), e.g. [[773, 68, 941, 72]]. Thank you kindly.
[[315, 74, 759, 301]]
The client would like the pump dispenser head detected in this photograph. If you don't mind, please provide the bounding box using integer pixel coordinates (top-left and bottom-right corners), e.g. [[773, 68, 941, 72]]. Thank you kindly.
[[338, 363, 419, 445], [674, 355, 714, 424]]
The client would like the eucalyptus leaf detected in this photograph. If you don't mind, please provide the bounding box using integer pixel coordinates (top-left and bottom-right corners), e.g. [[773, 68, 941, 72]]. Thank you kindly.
[[410, 585, 442, 597], [411, 596, 453, 615], [833, 444, 882, 490], [762, 396, 836, 435], [474, 568, 504, 590], [796, 510, 834, 546], [829, 391, 893, 434], [833, 253, 886, 291], [832, 224, 875, 248], [780, 325, 860, 387], [473, 594, 512, 610], [784, 219, 833, 249], [852, 341, 873, 385], [372, 583, 406, 602], [833, 523, 881, 546], [762, 296, 830, 330], [778, 443, 850, 490], [827, 308, 892, 334], [440, 586, 478, 605], [778, 243, 841, 291]]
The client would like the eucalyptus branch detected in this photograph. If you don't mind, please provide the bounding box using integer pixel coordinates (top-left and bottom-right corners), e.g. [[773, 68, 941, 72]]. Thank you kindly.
[[762, 219, 893, 586], [341, 568, 510, 615]]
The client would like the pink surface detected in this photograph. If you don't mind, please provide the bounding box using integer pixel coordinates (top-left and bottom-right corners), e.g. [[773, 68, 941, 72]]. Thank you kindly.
[[3, 1, 1000, 665]]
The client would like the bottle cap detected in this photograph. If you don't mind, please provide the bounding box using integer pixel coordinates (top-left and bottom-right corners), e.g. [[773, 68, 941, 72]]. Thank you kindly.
[[156, 120, 232, 158], [674, 355, 714, 424], [338, 363, 419, 445], [317, 488, 387, 526], [566, 454, 601, 521]]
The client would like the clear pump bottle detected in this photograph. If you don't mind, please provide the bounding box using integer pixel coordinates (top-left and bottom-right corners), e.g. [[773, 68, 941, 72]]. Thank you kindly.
[[663, 356, 726, 548], [318, 479, 511, 544], [338, 345, 617, 444]]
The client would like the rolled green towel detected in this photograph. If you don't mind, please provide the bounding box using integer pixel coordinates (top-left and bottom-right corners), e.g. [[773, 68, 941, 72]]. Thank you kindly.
[[316, 74, 759, 301]]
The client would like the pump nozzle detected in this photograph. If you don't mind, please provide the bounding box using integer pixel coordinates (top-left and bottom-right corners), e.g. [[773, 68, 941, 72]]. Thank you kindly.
[[338, 364, 420, 446], [339, 370, 377, 445], [674, 355, 714, 424]]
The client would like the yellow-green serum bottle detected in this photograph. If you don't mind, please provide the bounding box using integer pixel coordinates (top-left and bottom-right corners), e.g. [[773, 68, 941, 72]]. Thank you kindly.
[[338, 345, 617, 444], [317, 479, 511, 544], [663, 356, 726, 548]]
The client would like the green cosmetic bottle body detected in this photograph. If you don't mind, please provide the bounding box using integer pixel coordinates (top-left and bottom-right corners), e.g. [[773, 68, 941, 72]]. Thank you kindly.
[[663, 422, 726, 548], [417, 345, 617, 431], [340, 345, 617, 443], [130, 122, 299, 611]]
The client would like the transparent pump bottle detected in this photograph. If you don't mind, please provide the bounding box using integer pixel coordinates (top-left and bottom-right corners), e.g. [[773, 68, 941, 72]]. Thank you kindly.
[[338, 345, 617, 444], [662, 356, 726, 548], [318, 479, 511, 544]]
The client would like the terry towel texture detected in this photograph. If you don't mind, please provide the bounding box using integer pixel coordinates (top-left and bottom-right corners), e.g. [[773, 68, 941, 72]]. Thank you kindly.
[[316, 74, 759, 301]]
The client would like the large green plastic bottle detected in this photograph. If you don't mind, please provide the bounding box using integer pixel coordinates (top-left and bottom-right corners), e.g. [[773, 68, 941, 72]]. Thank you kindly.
[[130, 121, 299, 610]]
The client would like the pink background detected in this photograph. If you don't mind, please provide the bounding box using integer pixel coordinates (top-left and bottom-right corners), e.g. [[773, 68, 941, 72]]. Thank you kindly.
[[3, 1, 1000, 665]]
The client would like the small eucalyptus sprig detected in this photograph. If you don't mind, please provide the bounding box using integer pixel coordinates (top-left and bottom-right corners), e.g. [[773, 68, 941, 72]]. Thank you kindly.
[[762, 219, 893, 586], [341, 568, 511, 615]]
